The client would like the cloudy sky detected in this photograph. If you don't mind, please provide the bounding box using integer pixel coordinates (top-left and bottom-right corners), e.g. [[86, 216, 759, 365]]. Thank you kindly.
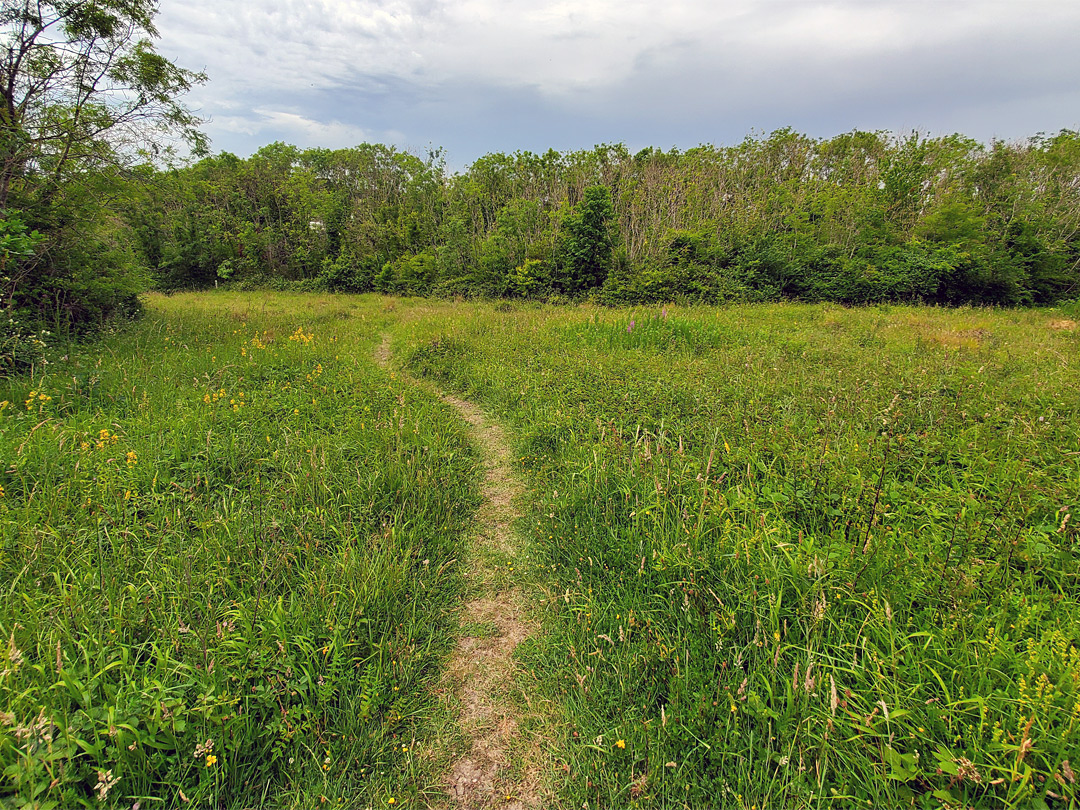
[[155, 0, 1080, 168]]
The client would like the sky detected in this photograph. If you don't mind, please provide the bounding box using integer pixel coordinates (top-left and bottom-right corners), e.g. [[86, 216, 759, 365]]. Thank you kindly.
[[155, 0, 1080, 169]]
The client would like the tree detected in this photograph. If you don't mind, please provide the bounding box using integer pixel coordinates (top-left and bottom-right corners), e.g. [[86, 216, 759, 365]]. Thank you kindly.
[[558, 184, 614, 294], [1, 0, 206, 325]]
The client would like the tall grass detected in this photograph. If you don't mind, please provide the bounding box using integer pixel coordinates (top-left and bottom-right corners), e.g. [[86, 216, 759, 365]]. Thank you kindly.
[[4, 292, 1078, 809], [403, 301, 1080, 808], [0, 292, 478, 808]]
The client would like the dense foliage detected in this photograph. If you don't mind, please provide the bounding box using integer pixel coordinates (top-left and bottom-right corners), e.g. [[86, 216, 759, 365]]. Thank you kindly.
[[136, 130, 1080, 306], [0, 0, 204, 353], [5, 120, 1080, 364]]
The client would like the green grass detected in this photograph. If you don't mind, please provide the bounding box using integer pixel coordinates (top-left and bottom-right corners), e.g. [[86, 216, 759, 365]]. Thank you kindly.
[[401, 301, 1080, 809], [3, 293, 1079, 809], [0, 292, 479, 809]]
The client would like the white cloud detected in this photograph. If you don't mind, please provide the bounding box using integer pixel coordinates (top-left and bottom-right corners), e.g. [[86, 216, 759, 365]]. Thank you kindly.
[[153, 0, 1080, 159], [252, 109, 372, 148], [208, 108, 386, 150]]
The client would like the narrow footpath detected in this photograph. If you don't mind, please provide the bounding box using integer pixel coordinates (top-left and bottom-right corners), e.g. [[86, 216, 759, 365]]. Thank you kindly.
[[375, 334, 541, 810]]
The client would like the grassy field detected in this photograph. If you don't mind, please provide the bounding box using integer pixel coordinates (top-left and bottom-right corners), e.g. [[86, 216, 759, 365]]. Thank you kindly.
[[0, 294, 480, 808], [2, 292, 1079, 809], [400, 300, 1080, 809]]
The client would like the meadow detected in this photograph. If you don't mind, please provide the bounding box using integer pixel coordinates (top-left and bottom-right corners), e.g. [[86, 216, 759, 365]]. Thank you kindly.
[[2, 292, 1079, 809], [0, 294, 480, 808], [400, 298, 1080, 809]]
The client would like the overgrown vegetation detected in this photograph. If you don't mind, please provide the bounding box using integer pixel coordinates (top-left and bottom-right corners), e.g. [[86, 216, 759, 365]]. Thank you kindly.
[[2, 292, 1078, 807], [0, 293, 478, 808], [402, 299, 1080, 809], [0, 0, 206, 338], [134, 131, 1080, 307]]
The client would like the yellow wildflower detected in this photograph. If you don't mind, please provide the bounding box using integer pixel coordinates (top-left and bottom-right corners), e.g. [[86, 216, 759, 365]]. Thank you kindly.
[[615, 739, 626, 749], [205, 754, 217, 767], [126, 451, 137, 466]]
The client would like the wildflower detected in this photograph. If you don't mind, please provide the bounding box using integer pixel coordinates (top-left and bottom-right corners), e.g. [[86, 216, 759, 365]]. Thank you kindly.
[[290, 326, 315, 344], [206, 754, 218, 767], [126, 451, 138, 466], [0, 483, 4, 498], [388, 798, 396, 805], [615, 739, 626, 749]]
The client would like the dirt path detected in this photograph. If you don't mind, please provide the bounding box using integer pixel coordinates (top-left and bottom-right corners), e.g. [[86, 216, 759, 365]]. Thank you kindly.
[[375, 334, 541, 810]]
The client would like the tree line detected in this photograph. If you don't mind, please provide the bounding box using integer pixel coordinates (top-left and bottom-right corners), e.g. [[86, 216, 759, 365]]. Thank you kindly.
[[132, 130, 1080, 307], [3, 4, 1080, 360]]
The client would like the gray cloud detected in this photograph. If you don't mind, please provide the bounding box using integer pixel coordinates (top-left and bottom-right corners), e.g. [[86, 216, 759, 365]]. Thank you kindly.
[[155, 0, 1080, 165]]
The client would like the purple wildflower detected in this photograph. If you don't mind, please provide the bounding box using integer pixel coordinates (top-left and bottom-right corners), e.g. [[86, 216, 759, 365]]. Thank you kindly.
[[627, 319, 635, 332]]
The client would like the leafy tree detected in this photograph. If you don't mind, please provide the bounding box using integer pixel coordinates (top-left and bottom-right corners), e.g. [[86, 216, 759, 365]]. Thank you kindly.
[[1, 0, 206, 326], [558, 184, 614, 294], [0, 0, 207, 204]]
